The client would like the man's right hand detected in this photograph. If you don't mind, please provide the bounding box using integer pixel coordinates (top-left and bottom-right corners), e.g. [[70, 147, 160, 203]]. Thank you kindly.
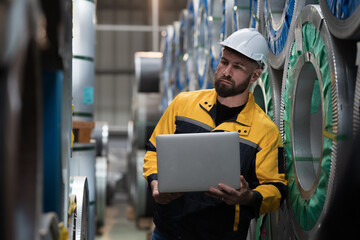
[[150, 180, 183, 204]]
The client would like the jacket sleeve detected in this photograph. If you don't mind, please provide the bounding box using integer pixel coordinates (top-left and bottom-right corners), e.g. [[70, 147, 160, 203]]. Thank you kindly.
[[252, 130, 287, 215], [142, 94, 179, 185]]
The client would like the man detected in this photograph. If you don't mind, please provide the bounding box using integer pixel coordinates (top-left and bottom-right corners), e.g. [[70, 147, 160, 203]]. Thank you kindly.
[[143, 28, 287, 240]]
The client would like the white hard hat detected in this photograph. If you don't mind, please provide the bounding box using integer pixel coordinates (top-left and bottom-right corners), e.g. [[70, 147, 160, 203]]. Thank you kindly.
[[220, 28, 268, 71]]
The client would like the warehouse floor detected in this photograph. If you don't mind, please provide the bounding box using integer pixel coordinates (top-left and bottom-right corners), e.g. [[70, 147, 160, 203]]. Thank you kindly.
[[95, 191, 150, 240]]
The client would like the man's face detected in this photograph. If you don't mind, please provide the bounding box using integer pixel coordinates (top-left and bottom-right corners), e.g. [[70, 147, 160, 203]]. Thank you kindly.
[[214, 48, 260, 98]]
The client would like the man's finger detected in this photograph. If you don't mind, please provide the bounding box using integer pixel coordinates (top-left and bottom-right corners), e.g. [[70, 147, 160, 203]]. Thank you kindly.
[[218, 183, 237, 195]]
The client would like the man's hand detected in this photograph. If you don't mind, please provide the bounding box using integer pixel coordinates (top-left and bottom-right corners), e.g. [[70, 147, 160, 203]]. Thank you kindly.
[[150, 180, 183, 204], [206, 176, 254, 205]]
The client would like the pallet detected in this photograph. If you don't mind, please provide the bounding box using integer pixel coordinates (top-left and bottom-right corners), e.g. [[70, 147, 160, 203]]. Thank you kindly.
[[72, 121, 95, 143]]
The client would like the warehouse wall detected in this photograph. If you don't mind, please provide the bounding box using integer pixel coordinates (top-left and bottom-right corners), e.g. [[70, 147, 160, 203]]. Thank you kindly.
[[94, 0, 186, 127]]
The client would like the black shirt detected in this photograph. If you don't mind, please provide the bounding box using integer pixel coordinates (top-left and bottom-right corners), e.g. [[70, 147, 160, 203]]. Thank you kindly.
[[215, 100, 245, 126]]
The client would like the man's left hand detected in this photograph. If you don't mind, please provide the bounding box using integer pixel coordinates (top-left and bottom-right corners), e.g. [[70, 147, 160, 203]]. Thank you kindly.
[[206, 175, 254, 205]]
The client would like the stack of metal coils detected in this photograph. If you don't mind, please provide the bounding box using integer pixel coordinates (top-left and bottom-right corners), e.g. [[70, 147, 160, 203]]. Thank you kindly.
[[130, 52, 162, 220], [159, 0, 360, 239], [71, 0, 96, 239]]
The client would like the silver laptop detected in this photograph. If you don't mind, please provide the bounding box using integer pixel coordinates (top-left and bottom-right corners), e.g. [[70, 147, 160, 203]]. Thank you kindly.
[[156, 132, 241, 193]]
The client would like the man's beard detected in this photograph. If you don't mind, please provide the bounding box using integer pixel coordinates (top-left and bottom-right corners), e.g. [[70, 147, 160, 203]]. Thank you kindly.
[[214, 73, 252, 98]]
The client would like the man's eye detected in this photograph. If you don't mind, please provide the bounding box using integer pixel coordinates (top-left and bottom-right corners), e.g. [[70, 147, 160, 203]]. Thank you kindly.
[[234, 65, 241, 69]]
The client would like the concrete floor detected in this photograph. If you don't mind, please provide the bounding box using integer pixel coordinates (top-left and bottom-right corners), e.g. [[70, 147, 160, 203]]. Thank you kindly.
[[95, 192, 150, 240]]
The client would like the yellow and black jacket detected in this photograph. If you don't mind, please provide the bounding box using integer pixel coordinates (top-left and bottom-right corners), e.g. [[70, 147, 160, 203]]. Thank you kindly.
[[143, 89, 287, 239]]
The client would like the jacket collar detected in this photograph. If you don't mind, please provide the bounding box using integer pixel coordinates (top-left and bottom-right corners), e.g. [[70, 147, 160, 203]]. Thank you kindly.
[[199, 89, 255, 127]]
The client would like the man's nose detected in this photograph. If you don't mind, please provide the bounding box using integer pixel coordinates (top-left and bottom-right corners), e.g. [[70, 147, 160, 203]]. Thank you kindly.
[[223, 65, 232, 77]]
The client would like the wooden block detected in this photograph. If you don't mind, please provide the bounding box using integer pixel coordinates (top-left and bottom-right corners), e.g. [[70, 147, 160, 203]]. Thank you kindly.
[[126, 205, 135, 221], [137, 217, 153, 230], [72, 121, 95, 143]]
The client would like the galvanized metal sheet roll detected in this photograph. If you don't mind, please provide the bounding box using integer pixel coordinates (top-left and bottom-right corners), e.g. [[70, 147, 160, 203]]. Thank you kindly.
[[249, 0, 265, 34], [135, 52, 162, 93], [171, 21, 181, 94], [72, 58, 94, 121], [3, 40, 43, 240], [185, 0, 200, 91], [68, 194, 77, 240], [280, 5, 357, 238], [176, 9, 189, 93], [72, 0, 95, 58], [250, 66, 283, 127], [128, 93, 161, 208], [39, 212, 59, 240], [265, 0, 316, 70], [319, 0, 360, 40], [234, 0, 251, 30], [160, 25, 175, 109], [135, 150, 155, 219], [71, 142, 96, 240], [95, 156, 108, 228], [224, 0, 236, 37], [255, 202, 296, 239], [136, 93, 162, 150], [159, 32, 168, 112], [61, 0, 74, 226], [354, 42, 360, 134], [91, 121, 109, 157], [194, 0, 212, 89], [208, 0, 225, 73], [69, 176, 89, 240]]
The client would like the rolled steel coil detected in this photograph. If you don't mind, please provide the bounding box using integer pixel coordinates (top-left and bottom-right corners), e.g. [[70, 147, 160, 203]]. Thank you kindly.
[[61, 0, 74, 226], [194, 0, 212, 89], [207, 0, 225, 73], [251, 72, 272, 118], [72, 58, 94, 121], [68, 194, 77, 240], [175, 9, 189, 93], [250, 66, 283, 127], [72, 0, 95, 58], [72, 0, 95, 122], [135, 93, 162, 150], [168, 24, 176, 100], [2, 39, 44, 240], [128, 93, 162, 208], [234, 0, 251, 30], [96, 156, 108, 229], [127, 120, 137, 207], [319, 0, 360, 40], [159, 31, 168, 112], [172, 21, 181, 93], [0, 0, 42, 65], [160, 25, 175, 110], [69, 176, 89, 240], [71, 142, 96, 240], [134, 150, 156, 219], [39, 212, 59, 240], [175, 9, 188, 93], [224, 0, 236, 38], [265, 0, 316, 70], [354, 42, 360, 134], [249, 0, 265, 34], [280, 5, 357, 238], [255, 202, 296, 239], [91, 121, 109, 157], [134, 51, 162, 93], [185, 0, 199, 91]]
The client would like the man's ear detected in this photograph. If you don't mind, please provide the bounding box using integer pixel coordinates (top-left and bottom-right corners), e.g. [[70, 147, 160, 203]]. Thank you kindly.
[[250, 68, 263, 83]]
